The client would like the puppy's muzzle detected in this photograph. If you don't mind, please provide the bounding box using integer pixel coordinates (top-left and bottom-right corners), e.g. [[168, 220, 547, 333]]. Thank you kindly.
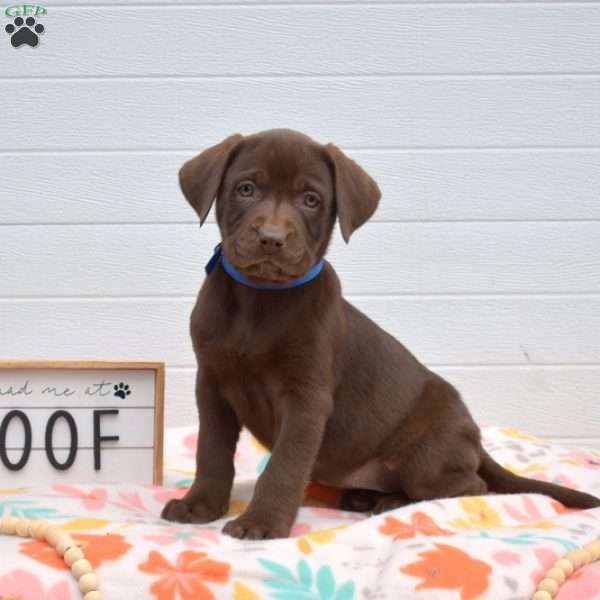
[[258, 224, 286, 255]]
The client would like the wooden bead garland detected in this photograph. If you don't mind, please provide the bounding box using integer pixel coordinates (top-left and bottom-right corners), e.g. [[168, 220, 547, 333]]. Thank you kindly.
[[531, 535, 600, 600], [0, 517, 102, 600]]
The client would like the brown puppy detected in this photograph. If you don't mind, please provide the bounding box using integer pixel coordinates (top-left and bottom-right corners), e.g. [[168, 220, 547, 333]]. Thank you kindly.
[[162, 129, 600, 539]]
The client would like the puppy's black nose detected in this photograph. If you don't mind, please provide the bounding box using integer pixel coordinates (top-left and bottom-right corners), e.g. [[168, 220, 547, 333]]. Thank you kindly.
[[258, 225, 285, 253]]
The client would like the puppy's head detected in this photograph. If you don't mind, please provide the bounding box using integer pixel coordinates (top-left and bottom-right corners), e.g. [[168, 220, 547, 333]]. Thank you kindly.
[[180, 129, 380, 284]]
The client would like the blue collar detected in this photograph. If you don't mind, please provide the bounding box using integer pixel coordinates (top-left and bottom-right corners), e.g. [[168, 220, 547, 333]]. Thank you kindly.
[[205, 243, 324, 290]]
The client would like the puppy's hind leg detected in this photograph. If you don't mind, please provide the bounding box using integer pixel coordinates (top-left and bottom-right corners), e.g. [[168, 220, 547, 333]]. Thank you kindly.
[[339, 488, 412, 514], [373, 490, 412, 514], [339, 488, 382, 512]]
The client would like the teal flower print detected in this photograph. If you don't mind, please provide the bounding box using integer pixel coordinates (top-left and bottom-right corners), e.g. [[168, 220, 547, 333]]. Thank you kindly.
[[175, 478, 194, 488], [469, 530, 578, 551], [259, 558, 354, 600], [0, 499, 67, 520], [257, 453, 271, 475]]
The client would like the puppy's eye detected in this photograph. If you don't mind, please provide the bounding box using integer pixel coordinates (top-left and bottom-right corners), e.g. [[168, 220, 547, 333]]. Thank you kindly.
[[237, 181, 255, 197], [303, 192, 321, 209]]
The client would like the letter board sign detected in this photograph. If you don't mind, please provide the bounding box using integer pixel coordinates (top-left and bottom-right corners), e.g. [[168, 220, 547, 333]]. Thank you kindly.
[[0, 362, 164, 485]]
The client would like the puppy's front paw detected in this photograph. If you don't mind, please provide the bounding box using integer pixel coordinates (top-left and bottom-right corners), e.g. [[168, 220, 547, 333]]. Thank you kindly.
[[161, 498, 226, 524], [222, 513, 291, 540]]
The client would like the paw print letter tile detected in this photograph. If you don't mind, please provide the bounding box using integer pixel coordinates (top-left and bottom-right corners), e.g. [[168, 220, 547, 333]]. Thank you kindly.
[[5, 16, 44, 48], [114, 382, 132, 399]]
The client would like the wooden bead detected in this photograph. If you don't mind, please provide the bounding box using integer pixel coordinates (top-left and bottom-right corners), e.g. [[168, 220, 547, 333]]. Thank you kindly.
[[64, 546, 85, 567], [545, 567, 566, 584], [565, 549, 587, 569], [79, 573, 99, 594], [537, 578, 559, 595], [31, 520, 50, 540], [27, 519, 40, 537], [531, 537, 600, 600], [45, 525, 63, 546], [0, 516, 19, 535], [577, 548, 593, 565], [56, 535, 76, 556], [553, 558, 574, 576], [16, 519, 32, 537], [0, 517, 101, 600], [72, 558, 93, 580], [584, 540, 600, 561]]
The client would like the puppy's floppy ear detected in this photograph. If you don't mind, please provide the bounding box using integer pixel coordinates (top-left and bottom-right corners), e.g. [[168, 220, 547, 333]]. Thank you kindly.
[[325, 143, 381, 242], [179, 134, 244, 225]]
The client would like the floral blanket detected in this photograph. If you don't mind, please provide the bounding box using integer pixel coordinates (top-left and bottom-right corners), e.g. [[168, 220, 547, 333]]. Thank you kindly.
[[0, 427, 599, 600]]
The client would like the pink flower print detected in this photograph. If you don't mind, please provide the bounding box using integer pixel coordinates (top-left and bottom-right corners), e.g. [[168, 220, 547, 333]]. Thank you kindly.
[[53, 484, 107, 511], [183, 433, 198, 460], [556, 562, 600, 600], [503, 496, 547, 523], [531, 547, 559, 587], [0, 569, 71, 600], [529, 472, 579, 490], [492, 550, 521, 566], [153, 487, 187, 506], [560, 450, 600, 469], [290, 522, 312, 537], [145, 526, 219, 548], [114, 490, 149, 513]]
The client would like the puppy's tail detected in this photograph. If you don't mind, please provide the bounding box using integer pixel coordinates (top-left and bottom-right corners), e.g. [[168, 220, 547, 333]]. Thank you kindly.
[[479, 449, 600, 509]]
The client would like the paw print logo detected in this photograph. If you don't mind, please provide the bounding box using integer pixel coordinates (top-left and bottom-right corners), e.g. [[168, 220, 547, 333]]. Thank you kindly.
[[5, 16, 45, 48], [113, 382, 131, 399]]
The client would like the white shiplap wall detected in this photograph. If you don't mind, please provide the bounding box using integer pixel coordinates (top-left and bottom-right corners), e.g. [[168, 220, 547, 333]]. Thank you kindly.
[[1, 2, 599, 448]]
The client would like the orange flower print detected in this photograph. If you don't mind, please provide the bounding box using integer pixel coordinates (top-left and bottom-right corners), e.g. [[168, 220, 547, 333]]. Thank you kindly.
[[139, 550, 230, 600], [551, 500, 579, 515], [379, 512, 453, 540], [21, 533, 131, 570], [401, 543, 491, 600]]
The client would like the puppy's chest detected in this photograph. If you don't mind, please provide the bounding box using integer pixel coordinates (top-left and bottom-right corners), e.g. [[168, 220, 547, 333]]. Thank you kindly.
[[201, 343, 284, 447], [194, 304, 312, 446]]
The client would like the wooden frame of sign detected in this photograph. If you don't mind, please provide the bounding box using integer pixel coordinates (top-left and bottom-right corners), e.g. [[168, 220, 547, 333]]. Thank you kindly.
[[0, 361, 165, 486]]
